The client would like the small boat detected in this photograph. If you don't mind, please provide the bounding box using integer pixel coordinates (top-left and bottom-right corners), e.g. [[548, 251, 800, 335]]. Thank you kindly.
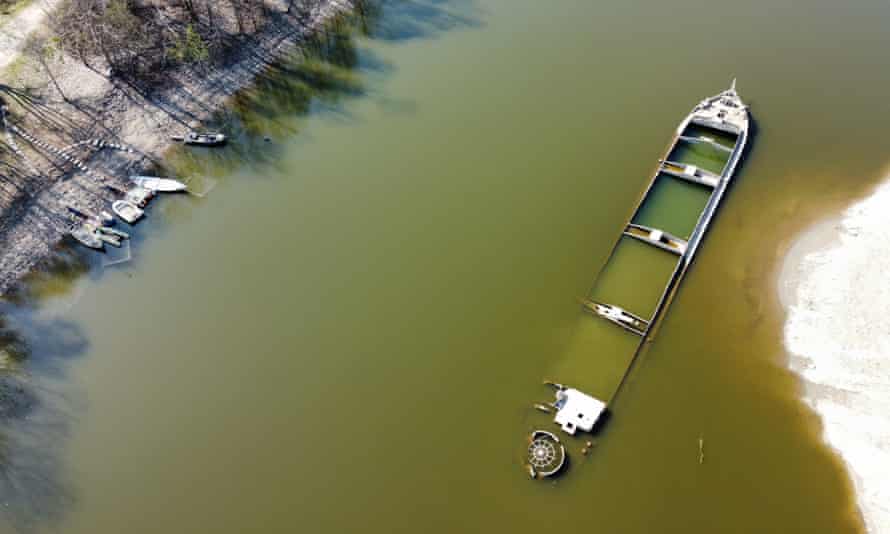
[[66, 204, 89, 219], [70, 226, 103, 250], [97, 226, 129, 240], [66, 204, 112, 226], [130, 175, 188, 193], [95, 231, 122, 247], [112, 200, 144, 224], [171, 131, 227, 147], [125, 186, 155, 208]]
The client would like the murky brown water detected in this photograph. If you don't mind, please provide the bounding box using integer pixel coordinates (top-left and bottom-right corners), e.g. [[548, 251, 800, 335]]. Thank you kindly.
[[3, 0, 890, 532]]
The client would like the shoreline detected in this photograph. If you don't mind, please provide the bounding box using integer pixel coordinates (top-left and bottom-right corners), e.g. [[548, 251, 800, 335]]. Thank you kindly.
[[0, 0, 356, 297], [779, 178, 890, 534]]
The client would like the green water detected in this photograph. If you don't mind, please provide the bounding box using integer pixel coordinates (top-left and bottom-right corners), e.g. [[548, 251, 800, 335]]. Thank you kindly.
[[5, 0, 890, 532], [684, 124, 738, 149], [669, 141, 731, 175], [589, 237, 678, 318], [632, 174, 713, 239]]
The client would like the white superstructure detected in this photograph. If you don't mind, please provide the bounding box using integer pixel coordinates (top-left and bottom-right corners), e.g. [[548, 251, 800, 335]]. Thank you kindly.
[[553, 388, 606, 435]]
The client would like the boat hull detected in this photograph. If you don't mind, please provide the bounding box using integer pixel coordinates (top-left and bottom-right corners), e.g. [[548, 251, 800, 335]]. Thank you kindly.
[[112, 200, 144, 224], [130, 176, 188, 193]]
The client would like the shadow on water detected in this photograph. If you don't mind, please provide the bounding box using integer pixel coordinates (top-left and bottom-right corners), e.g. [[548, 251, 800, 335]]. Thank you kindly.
[[161, 15, 374, 181], [359, 0, 484, 42], [0, 270, 92, 532], [162, 0, 483, 181]]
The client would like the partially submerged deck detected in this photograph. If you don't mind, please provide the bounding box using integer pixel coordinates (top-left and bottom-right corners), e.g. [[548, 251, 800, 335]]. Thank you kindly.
[[525, 83, 750, 474], [584, 83, 749, 403]]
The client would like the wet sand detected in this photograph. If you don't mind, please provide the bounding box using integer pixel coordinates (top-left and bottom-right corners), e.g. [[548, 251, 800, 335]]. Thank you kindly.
[[780, 179, 890, 533]]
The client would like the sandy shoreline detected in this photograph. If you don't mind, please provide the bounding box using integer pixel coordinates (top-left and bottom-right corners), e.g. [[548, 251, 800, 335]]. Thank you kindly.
[[0, 0, 356, 296], [780, 179, 890, 533]]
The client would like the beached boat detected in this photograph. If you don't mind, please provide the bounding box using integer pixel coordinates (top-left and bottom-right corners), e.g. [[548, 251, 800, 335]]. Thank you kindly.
[[95, 231, 122, 247], [171, 132, 227, 146], [523, 81, 750, 477], [70, 226, 103, 250], [130, 175, 188, 193], [125, 186, 155, 208], [112, 200, 144, 224], [97, 226, 129, 240], [67, 205, 115, 226]]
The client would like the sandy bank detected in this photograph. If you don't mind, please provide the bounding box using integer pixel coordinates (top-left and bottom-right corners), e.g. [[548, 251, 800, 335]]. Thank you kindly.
[[780, 179, 890, 533]]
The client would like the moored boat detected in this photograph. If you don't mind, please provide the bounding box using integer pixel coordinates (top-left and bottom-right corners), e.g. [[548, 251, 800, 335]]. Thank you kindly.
[[95, 231, 122, 247], [112, 200, 144, 224], [125, 186, 155, 207], [97, 226, 130, 240], [130, 175, 188, 193], [171, 131, 227, 146], [70, 226, 103, 250]]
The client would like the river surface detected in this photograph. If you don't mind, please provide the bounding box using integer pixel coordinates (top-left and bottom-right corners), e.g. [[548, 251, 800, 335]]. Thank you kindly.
[[4, 0, 890, 532]]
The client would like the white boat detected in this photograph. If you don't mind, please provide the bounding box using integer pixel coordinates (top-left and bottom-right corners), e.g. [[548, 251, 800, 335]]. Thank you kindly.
[[125, 186, 155, 207], [95, 231, 122, 247], [130, 175, 188, 193], [97, 226, 129, 240], [70, 226, 103, 250], [112, 200, 144, 224]]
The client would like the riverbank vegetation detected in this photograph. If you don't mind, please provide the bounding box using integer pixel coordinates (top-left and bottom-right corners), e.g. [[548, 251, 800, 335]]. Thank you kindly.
[[44, 0, 359, 82]]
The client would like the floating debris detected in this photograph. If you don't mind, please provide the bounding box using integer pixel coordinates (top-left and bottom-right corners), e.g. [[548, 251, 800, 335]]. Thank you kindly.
[[533, 403, 553, 414], [97, 226, 129, 240], [95, 231, 122, 248]]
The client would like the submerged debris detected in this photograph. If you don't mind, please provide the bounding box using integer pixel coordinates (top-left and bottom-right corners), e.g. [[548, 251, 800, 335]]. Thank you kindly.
[[526, 430, 566, 479]]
